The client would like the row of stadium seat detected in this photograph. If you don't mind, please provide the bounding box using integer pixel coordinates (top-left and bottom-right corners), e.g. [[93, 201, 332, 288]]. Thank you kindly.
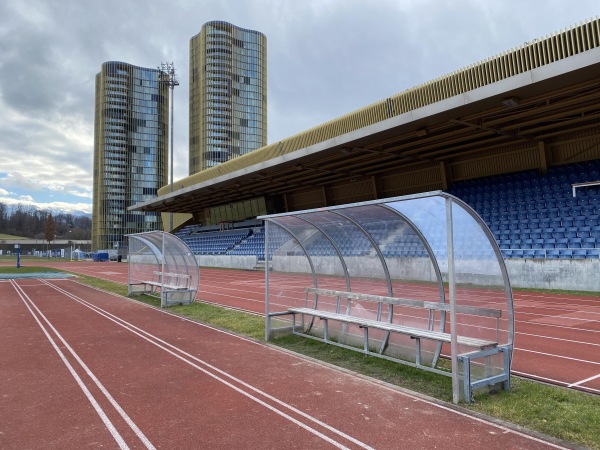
[[449, 160, 600, 258]]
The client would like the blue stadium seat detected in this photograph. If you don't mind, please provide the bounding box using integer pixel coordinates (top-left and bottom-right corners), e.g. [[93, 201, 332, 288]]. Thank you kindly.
[[559, 249, 574, 258], [547, 249, 561, 258], [532, 239, 544, 249], [586, 217, 600, 227], [555, 239, 568, 249], [549, 218, 562, 228], [582, 237, 596, 248], [566, 197, 578, 207], [572, 249, 587, 259], [577, 197, 590, 206], [541, 231, 554, 240], [569, 237, 583, 248], [555, 199, 567, 209], [587, 249, 600, 258]]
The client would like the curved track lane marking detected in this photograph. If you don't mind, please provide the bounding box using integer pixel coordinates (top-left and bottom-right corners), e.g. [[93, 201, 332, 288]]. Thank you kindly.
[[10, 280, 134, 450], [569, 373, 600, 387], [40, 279, 373, 450]]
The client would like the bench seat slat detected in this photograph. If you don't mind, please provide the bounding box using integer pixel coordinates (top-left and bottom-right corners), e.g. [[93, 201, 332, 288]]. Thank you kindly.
[[288, 307, 497, 350], [305, 287, 501, 319], [143, 281, 188, 290]]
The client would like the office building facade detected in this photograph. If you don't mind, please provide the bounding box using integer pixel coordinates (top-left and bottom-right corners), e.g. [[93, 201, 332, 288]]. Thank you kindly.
[[92, 61, 169, 251], [189, 21, 267, 174]]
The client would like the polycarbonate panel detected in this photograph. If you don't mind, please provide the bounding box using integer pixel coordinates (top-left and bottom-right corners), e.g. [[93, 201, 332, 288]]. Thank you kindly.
[[386, 195, 513, 388]]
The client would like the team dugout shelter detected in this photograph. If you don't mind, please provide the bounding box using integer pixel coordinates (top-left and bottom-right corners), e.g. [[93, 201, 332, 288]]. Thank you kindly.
[[127, 231, 200, 307], [259, 192, 513, 403]]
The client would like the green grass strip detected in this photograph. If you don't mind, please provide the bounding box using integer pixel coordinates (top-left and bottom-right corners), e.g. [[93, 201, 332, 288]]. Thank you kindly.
[[0, 266, 65, 274]]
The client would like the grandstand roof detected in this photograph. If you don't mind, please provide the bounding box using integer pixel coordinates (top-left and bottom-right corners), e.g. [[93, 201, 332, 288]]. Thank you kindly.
[[131, 18, 600, 215]]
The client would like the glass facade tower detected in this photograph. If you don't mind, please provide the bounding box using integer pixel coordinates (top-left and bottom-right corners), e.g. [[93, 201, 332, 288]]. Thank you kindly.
[[189, 21, 267, 174], [92, 61, 169, 252]]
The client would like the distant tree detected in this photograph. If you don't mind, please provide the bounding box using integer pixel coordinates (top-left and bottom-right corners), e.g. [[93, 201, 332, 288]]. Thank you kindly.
[[0, 203, 91, 240], [44, 213, 56, 256], [0, 202, 6, 230]]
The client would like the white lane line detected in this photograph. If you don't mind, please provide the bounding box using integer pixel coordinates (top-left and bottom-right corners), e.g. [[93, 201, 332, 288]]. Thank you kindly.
[[515, 347, 600, 366], [9, 280, 130, 450], [71, 281, 265, 347], [516, 331, 600, 347], [511, 370, 600, 395], [13, 280, 155, 450], [42, 280, 371, 450], [568, 373, 600, 387]]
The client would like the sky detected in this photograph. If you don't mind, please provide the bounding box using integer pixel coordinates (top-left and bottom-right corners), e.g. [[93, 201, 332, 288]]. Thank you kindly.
[[0, 0, 598, 216]]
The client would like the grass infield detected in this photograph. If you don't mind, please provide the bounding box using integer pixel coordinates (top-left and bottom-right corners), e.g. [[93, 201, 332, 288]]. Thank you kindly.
[[5, 268, 599, 449]]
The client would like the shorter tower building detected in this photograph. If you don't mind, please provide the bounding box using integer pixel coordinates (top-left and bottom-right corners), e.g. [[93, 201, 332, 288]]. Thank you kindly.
[[92, 61, 169, 251], [189, 21, 267, 174]]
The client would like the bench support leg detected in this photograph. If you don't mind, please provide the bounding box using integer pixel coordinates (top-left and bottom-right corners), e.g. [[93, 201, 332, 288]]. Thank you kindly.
[[502, 346, 511, 391], [415, 338, 422, 366], [379, 331, 390, 355], [462, 355, 472, 403], [323, 319, 329, 342], [363, 327, 369, 352]]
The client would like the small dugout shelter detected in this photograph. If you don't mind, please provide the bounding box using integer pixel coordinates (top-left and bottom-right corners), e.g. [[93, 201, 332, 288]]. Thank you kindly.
[[260, 191, 514, 403], [127, 231, 200, 307]]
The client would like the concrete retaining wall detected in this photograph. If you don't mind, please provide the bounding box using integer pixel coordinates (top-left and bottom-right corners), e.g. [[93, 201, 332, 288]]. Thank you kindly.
[[134, 252, 598, 292], [196, 255, 258, 270], [505, 258, 600, 292]]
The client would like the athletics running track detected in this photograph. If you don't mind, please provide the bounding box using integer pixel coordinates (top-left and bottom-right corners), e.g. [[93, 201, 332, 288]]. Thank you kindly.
[[22, 261, 600, 396], [1, 276, 574, 449]]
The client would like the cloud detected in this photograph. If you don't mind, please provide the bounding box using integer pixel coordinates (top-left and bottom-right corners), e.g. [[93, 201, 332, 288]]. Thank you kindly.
[[0, 195, 92, 215], [0, 0, 599, 213]]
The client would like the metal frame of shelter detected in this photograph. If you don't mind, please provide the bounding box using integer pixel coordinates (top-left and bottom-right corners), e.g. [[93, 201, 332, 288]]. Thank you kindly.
[[260, 191, 514, 403], [127, 231, 200, 308]]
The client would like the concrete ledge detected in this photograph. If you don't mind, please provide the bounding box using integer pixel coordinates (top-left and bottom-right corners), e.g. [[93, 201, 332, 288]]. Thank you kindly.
[[505, 258, 600, 292], [196, 255, 258, 270]]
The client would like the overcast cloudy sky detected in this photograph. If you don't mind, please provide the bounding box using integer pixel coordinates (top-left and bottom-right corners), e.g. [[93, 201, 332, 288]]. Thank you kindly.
[[0, 0, 598, 215]]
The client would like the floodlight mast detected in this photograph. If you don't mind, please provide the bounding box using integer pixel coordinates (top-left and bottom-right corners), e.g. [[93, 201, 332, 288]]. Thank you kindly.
[[158, 62, 179, 232]]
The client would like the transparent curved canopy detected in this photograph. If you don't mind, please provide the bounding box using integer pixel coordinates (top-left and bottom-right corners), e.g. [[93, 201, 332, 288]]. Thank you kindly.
[[127, 231, 199, 306], [261, 191, 514, 376]]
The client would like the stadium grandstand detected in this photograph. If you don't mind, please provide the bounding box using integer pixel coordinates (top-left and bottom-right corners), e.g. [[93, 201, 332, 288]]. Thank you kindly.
[[131, 18, 600, 291]]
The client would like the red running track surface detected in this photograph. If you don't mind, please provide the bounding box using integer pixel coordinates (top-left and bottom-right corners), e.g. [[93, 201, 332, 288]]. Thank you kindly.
[[0, 277, 572, 449]]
